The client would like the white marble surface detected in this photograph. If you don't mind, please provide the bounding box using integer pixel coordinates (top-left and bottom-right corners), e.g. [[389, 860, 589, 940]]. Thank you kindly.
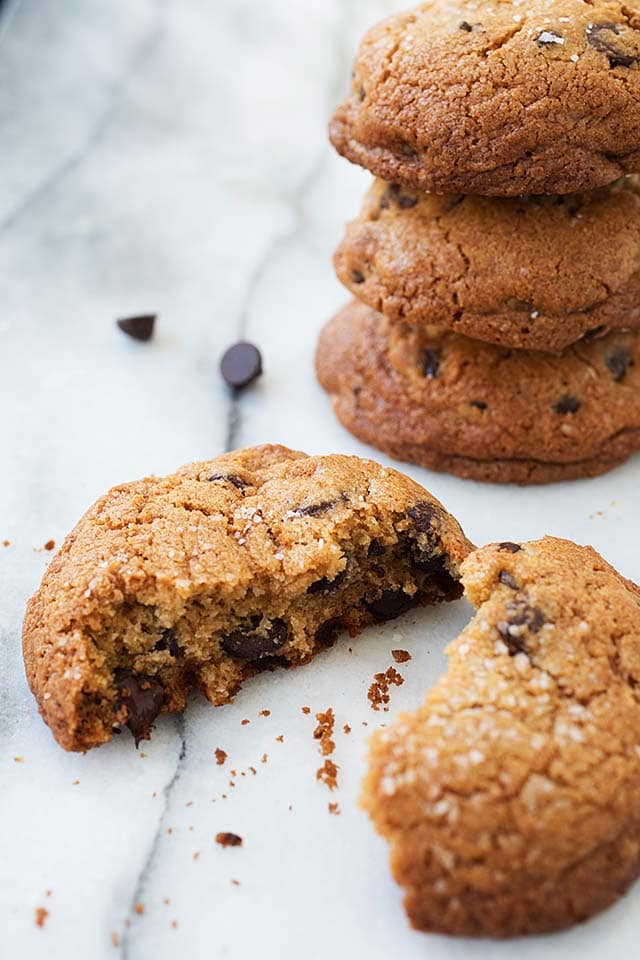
[[1, 1, 639, 957]]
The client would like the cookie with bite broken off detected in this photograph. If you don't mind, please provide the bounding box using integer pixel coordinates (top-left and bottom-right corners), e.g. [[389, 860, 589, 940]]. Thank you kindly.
[[362, 537, 640, 937], [22, 444, 472, 751]]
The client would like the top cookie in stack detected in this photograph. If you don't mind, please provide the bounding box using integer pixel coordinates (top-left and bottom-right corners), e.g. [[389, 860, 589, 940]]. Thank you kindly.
[[318, 0, 640, 484]]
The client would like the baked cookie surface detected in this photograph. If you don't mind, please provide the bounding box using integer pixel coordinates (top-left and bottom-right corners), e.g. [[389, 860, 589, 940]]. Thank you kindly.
[[23, 445, 472, 752], [330, 0, 640, 196], [362, 537, 640, 937], [335, 178, 640, 352], [316, 301, 640, 484]]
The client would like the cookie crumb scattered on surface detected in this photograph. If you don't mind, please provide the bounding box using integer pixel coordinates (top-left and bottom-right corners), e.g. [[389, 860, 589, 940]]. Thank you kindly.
[[261, 753, 268, 764], [328, 802, 341, 815], [259, 709, 271, 717], [314, 709, 336, 756], [134, 903, 144, 916], [301, 706, 311, 715], [343, 724, 351, 734], [2, 539, 10, 547], [216, 832, 243, 848], [392, 649, 412, 663], [14, 756, 23, 763], [231, 879, 240, 886], [368, 666, 404, 711], [276, 734, 284, 743], [44, 540, 55, 551], [35, 907, 49, 928], [241, 719, 250, 726], [111, 931, 121, 947], [316, 758, 339, 790]]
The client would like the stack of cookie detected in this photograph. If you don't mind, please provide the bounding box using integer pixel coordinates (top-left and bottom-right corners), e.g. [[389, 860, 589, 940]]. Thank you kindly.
[[317, 0, 640, 484]]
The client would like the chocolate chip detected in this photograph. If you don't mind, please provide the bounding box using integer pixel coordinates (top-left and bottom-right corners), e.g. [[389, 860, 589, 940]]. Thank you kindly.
[[208, 473, 248, 490], [358, 85, 366, 102], [115, 670, 164, 745], [499, 570, 519, 590], [381, 183, 418, 210], [583, 325, 606, 342], [307, 568, 347, 595], [536, 30, 565, 46], [351, 270, 366, 284], [497, 600, 544, 655], [606, 346, 633, 382], [408, 501, 440, 534], [470, 400, 488, 410], [155, 629, 180, 657], [459, 20, 473, 32], [553, 395, 581, 414], [315, 618, 345, 647], [587, 22, 637, 67], [221, 618, 288, 661], [412, 551, 447, 575], [365, 589, 414, 622], [368, 539, 386, 557], [220, 342, 262, 389], [498, 542, 521, 553], [293, 500, 336, 518], [422, 349, 441, 378], [116, 314, 156, 342], [400, 142, 418, 158]]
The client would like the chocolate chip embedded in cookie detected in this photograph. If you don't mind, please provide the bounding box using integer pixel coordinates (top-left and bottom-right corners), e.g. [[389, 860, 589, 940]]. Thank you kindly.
[[330, 0, 640, 196], [315, 301, 640, 484], [334, 178, 640, 352], [362, 537, 640, 937], [22, 444, 472, 751]]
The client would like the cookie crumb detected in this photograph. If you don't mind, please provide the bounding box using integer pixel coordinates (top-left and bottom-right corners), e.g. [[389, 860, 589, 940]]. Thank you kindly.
[[314, 708, 336, 756], [216, 832, 243, 848], [368, 666, 404, 711], [259, 709, 271, 717], [171, 920, 178, 930], [111, 931, 121, 947], [134, 903, 144, 916], [316, 758, 339, 790], [214, 747, 226, 765], [14, 756, 23, 763], [328, 802, 341, 815], [392, 649, 412, 663], [343, 724, 351, 734], [241, 719, 250, 726], [231, 878, 240, 886], [276, 734, 284, 743], [44, 540, 55, 551], [35, 907, 49, 928], [301, 706, 311, 715], [261, 753, 268, 764], [2, 539, 10, 547], [193, 852, 200, 860]]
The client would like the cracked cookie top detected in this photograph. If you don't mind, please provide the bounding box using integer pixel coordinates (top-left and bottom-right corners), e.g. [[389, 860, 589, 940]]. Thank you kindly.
[[335, 177, 640, 352], [362, 537, 640, 936], [330, 0, 640, 195]]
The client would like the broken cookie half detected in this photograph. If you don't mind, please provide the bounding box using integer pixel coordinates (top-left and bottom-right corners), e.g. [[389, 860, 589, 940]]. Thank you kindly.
[[362, 537, 640, 937], [23, 444, 472, 751]]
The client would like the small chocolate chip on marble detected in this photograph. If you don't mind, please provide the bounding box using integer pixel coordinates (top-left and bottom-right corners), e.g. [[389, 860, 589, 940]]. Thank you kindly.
[[351, 269, 366, 285], [459, 20, 473, 32], [606, 346, 633, 382], [221, 618, 288, 661], [536, 30, 565, 46], [587, 22, 637, 68], [499, 570, 519, 590], [208, 473, 248, 490], [365, 589, 414, 622], [553, 395, 581, 414], [116, 314, 156, 342], [115, 670, 164, 745], [422, 349, 441, 378], [498, 542, 522, 553], [155, 629, 180, 657], [307, 568, 348, 595], [220, 341, 262, 389], [293, 500, 336, 518]]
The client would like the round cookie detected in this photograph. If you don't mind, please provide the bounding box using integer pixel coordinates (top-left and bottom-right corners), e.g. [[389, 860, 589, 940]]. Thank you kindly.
[[330, 0, 640, 196], [23, 444, 472, 752], [362, 537, 640, 937], [335, 177, 640, 352], [316, 301, 640, 484]]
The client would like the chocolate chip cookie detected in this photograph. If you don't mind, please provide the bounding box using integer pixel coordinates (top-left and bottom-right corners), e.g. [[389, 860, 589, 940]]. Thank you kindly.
[[335, 177, 640, 352], [316, 301, 640, 484], [23, 445, 472, 751], [330, 0, 640, 195], [362, 537, 640, 937]]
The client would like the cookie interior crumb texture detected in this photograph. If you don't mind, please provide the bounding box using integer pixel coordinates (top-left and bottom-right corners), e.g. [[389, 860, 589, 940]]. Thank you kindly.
[[22, 444, 472, 751], [362, 537, 640, 938]]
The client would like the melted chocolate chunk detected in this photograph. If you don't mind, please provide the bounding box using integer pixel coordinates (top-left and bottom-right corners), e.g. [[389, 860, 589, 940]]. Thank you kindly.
[[459, 20, 473, 32], [498, 542, 522, 553], [498, 570, 519, 590], [293, 500, 337, 518], [155, 628, 180, 657], [221, 618, 288, 661], [368, 539, 386, 557], [307, 568, 348, 595], [412, 551, 447, 575], [497, 600, 544, 655], [315, 618, 345, 647], [587, 22, 637, 68], [116, 314, 156, 342], [208, 473, 248, 490], [381, 182, 418, 210], [422, 349, 441, 378], [606, 346, 633, 382], [470, 400, 488, 410], [220, 342, 262, 389], [351, 269, 366, 284], [408, 501, 440, 534], [553, 394, 581, 414], [365, 589, 414, 622], [115, 670, 164, 745]]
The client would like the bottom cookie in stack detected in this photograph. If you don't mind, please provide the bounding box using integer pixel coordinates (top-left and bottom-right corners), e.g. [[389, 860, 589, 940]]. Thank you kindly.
[[316, 301, 640, 485]]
